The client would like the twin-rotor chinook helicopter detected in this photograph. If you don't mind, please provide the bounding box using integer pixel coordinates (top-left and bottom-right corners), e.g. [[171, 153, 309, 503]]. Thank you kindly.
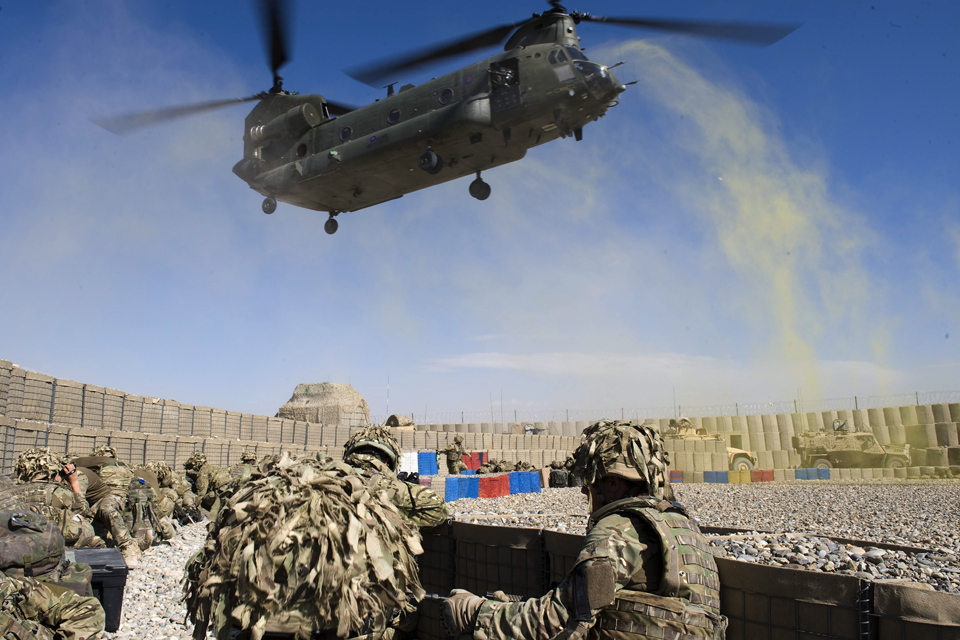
[[97, 1, 798, 235]]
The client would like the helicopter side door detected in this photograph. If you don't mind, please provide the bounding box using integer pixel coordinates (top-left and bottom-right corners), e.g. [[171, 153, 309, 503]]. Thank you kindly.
[[489, 58, 521, 113]]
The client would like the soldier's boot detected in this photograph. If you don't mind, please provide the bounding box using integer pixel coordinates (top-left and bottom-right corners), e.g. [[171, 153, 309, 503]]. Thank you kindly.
[[76, 533, 106, 548], [137, 530, 154, 551], [120, 542, 141, 569]]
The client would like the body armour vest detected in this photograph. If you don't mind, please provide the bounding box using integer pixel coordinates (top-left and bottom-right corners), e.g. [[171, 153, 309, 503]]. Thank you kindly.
[[587, 497, 726, 640]]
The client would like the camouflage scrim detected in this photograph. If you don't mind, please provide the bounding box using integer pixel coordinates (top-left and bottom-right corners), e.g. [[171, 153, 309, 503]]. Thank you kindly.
[[184, 452, 207, 473], [90, 446, 119, 461], [14, 450, 63, 484], [573, 420, 670, 499], [240, 450, 258, 464], [184, 455, 425, 640], [343, 427, 401, 472]]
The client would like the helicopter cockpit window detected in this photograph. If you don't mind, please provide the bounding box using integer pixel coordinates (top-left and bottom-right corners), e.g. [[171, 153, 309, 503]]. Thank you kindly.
[[438, 87, 454, 105], [387, 108, 401, 124], [574, 60, 611, 99], [339, 126, 352, 142], [555, 49, 568, 63], [565, 46, 587, 61], [548, 51, 557, 64]]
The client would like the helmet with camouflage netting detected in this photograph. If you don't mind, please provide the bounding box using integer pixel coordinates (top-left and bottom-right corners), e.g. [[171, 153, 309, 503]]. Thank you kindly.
[[573, 419, 671, 499], [343, 426, 401, 472], [144, 461, 173, 487], [14, 448, 63, 483], [184, 452, 207, 472], [453, 435, 463, 444], [240, 449, 258, 464], [91, 445, 119, 460]]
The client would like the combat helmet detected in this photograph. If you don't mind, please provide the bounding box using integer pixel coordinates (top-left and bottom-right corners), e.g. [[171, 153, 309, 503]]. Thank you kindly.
[[343, 426, 401, 472], [240, 449, 258, 464], [453, 435, 463, 444], [573, 419, 671, 499], [91, 445, 119, 459], [14, 447, 63, 483], [144, 461, 173, 487], [184, 451, 207, 472]]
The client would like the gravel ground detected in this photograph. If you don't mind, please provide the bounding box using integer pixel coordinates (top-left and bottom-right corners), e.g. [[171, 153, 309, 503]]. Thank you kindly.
[[102, 521, 207, 640], [449, 480, 960, 593]]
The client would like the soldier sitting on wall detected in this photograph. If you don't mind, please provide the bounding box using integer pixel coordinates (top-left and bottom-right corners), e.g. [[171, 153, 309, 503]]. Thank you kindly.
[[443, 420, 726, 640]]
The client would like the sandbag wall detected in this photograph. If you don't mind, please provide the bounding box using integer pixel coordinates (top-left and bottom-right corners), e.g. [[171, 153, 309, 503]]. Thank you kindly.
[[415, 522, 960, 640]]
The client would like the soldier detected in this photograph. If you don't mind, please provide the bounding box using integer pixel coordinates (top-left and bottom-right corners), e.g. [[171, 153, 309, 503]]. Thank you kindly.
[[438, 435, 467, 475], [0, 571, 105, 640], [343, 426, 448, 529], [77, 446, 145, 568], [12, 448, 103, 549], [182, 452, 233, 520], [227, 450, 260, 491], [442, 419, 726, 640]]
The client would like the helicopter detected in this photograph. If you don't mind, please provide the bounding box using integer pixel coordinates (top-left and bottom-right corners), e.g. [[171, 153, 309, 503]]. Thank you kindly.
[[96, 1, 799, 235]]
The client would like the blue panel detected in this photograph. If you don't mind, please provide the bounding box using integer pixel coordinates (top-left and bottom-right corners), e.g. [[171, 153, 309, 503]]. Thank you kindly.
[[716, 471, 728, 484], [795, 468, 808, 480], [527, 471, 542, 493], [509, 472, 520, 494], [466, 477, 480, 499], [418, 452, 438, 476], [704, 471, 716, 483], [460, 469, 476, 475], [445, 478, 459, 502], [816, 467, 830, 480]]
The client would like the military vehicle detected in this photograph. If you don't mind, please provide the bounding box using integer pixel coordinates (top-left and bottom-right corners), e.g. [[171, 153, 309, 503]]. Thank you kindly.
[[94, 0, 799, 234], [665, 418, 759, 472], [792, 419, 912, 470]]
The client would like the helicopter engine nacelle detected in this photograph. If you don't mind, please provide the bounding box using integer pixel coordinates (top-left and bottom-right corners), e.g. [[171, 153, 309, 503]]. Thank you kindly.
[[249, 104, 321, 143]]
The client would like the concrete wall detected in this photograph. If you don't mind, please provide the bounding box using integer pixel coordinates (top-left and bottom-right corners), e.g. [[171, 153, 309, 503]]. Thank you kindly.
[[414, 521, 960, 640]]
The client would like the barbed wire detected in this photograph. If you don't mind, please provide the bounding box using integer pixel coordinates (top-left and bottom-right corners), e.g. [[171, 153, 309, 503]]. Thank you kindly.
[[370, 390, 960, 426]]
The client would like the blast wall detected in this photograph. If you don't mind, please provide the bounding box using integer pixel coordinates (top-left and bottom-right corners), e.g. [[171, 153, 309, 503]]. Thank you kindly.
[[415, 522, 960, 640]]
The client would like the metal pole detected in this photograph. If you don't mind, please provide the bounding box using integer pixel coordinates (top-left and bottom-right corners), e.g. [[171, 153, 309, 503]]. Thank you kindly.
[[794, 399, 797, 413], [855, 396, 858, 410], [915, 391, 919, 405], [736, 403, 739, 416]]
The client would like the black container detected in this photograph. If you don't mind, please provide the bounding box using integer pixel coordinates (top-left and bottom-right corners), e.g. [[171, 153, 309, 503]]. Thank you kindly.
[[67, 548, 129, 632]]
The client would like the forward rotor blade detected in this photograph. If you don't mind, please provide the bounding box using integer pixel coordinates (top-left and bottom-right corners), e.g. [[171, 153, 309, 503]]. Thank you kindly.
[[579, 15, 801, 46], [346, 23, 517, 87], [92, 96, 261, 135], [258, 0, 291, 85], [324, 100, 357, 117]]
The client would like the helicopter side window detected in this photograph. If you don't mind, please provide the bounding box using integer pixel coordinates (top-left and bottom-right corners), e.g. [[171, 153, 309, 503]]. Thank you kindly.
[[340, 126, 352, 142], [565, 46, 587, 61], [490, 59, 519, 91], [438, 87, 454, 105], [387, 108, 401, 124], [548, 51, 557, 64]]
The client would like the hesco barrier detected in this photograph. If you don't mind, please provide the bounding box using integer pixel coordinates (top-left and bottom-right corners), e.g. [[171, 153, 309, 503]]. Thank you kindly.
[[414, 522, 960, 640]]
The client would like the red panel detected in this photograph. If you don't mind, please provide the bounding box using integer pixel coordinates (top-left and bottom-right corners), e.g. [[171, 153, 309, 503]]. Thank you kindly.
[[761, 469, 774, 482], [462, 453, 481, 470], [750, 470, 764, 483], [479, 476, 496, 498]]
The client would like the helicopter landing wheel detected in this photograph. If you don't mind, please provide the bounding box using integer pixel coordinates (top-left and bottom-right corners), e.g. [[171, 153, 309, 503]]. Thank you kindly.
[[324, 217, 339, 235], [469, 174, 491, 201], [262, 197, 277, 214]]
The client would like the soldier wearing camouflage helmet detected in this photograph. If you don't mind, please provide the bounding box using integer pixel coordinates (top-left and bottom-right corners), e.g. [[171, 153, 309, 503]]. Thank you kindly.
[[437, 435, 467, 475], [183, 452, 235, 520], [443, 419, 726, 640], [343, 426, 449, 529], [12, 448, 103, 549]]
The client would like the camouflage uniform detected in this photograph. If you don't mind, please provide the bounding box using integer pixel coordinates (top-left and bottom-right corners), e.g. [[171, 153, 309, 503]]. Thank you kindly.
[[448, 420, 726, 640], [183, 453, 233, 521], [438, 436, 467, 475], [80, 447, 142, 566], [0, 572, 104, 640], [343, 427, 448, 529], [12, 449, 101, 549]]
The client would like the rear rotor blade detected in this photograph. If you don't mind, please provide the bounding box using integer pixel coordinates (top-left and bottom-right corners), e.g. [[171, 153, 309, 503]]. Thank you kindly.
[[346, 23, 517, 87], [324, 100, 357, 117], [577, 15, 801, 46], [92, 95, 261, 135], [258, 0, 291, 89]]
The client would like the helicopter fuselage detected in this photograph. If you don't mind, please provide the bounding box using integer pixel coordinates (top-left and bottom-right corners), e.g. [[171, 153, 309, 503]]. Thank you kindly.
[[233, 15, 623, 214]]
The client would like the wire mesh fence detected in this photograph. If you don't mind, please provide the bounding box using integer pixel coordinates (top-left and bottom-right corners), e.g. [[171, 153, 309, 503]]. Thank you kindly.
[[370, 390, 960, 425]]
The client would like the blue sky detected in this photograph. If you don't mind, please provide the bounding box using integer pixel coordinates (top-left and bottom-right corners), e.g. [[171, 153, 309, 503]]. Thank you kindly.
[[1, 0, 958, 422]]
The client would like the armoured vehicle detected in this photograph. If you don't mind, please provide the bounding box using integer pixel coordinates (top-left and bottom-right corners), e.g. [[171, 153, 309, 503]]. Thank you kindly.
[[792, 419, 911, 469], [665, 418, 759, 471]]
